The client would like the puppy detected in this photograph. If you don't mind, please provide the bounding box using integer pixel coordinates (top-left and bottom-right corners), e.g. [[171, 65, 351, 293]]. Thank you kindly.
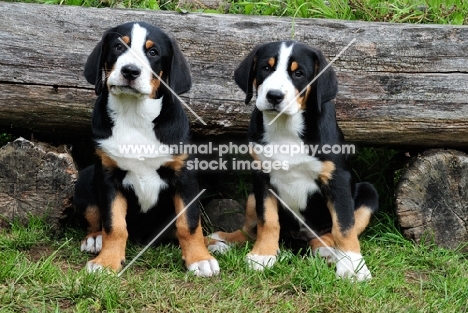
[[75, 22, 219, 277], [208, 41, 378, 281]]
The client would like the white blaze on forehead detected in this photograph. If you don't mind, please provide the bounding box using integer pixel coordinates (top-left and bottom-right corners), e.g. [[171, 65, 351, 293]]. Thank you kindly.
[[275, 42, 294, 74], [129, 23, 148, 56]]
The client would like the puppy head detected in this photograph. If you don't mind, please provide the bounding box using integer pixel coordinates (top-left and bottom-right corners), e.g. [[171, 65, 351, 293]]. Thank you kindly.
[[234, 41, 337, 115], [84, 22, 191, 98]]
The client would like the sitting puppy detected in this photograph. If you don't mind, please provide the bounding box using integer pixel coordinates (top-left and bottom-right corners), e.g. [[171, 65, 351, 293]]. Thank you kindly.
[[74, 22, 219, 277], [208, 41, 378, 281]]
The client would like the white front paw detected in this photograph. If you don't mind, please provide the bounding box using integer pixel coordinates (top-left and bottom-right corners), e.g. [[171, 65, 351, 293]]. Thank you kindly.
[[187, 259, 220, 277], [207, 233, 231, 254], [335, 251, 372, 281], [246, 254, 277, 271], [313, 246, 338, 264], [81, 234, 102, 254], [86, 261, 105, 273]]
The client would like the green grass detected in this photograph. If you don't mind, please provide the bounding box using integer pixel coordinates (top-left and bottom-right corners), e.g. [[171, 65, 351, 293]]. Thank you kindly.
[[2, 0, 468, 312], [7, 0, 467, 24], [228, 0, 467, 24], [1, 215, 468, 312]]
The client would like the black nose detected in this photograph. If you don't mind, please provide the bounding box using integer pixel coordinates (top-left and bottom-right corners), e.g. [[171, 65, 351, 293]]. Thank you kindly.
[[121, 64, 141, 81], [266, 90, 285, 106]]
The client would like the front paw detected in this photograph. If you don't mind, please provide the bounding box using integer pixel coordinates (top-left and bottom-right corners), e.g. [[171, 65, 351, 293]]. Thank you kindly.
[[313, 246, 338, 264], [187, 258, 220, 277], [80, 232, 102, 254], [207, 233, 231, 254], [85, 256, 125, 273], [246, 254, 277, 271], [335, 251, 372, 281]]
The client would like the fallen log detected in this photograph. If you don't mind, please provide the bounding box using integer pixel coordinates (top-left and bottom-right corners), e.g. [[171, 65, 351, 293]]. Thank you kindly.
[[395, 149, 468, 250], [1, 2, 468, 147]]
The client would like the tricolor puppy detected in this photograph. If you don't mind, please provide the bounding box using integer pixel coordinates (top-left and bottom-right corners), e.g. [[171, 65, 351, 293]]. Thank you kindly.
[[74, 22, 219, 277], [208, 41, 378, 281]]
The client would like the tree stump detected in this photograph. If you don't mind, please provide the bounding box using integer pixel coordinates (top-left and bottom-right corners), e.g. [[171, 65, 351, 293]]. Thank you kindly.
[[395, 149, 468, 250], [0, 138, 77, 230], [203, 199, 245, 232]]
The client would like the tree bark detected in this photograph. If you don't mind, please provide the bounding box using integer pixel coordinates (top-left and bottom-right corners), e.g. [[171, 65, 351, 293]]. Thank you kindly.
[[1, 2, 468, 146], [0, 138, 77, 229], [395, 149, 468, 250]]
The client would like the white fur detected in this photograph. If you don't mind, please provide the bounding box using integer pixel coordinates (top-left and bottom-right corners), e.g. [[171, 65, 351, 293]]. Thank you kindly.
[[207, 233, 232, 254], [80, 234, 102, 254], [246, 254, 277, 270], [98, 96, 171, 213], [187, 259, 220, 277], [256, 43, 302, 115], [107, 24, 154, 96], [86, 261, 105, 273], [256, 113, 323, 216], [253, 42, 323, 215], [334, 250, 372, 281], [313, 246, 338, 264], [98, 23, 172, 213]]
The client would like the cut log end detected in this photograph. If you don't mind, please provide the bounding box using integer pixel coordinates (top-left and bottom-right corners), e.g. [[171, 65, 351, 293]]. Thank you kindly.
[[395, 149, 468, 250], [0, 138, 77, 230]]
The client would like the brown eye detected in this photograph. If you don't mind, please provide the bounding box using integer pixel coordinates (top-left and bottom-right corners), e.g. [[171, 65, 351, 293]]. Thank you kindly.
[[294, 70, 304, 78], [148, 48, 159, 57]]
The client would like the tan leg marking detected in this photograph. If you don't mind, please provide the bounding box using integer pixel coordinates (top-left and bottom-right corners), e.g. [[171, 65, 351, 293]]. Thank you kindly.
[[329, 202, 360, 253], [84, 205, 101, 233], [353, 205, 373, 236], [250, 195, 279, 256], [175, 195, 214, 266], [309, 233, 335, 251], [89, 193, 128, 271]]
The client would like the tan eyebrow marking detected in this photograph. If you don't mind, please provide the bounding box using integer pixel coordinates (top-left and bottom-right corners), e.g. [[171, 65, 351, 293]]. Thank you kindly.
[[121, 36, 130, 44], [268, 57, 275, 68], [145, 40, 154, 49], [291, 61, 298, 71]]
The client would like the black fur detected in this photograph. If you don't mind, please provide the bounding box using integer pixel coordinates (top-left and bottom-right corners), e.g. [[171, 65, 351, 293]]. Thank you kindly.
[[234, 41, 378, 239], [75, 22, 198, 243]]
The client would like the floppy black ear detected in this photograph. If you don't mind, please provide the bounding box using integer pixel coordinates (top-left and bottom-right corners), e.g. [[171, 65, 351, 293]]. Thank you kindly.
[[168, 37, 191, 95], [84, 32, 108, 95], [234, 44, 262, 105], [308, 47, 338, 113]]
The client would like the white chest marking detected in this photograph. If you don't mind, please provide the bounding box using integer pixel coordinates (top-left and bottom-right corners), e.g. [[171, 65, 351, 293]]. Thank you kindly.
[[98, 96, 171, 213], [259, 114, 323, 215]]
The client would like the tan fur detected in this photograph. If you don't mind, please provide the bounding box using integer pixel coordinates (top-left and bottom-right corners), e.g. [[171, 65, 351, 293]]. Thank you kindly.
[[249, 196, 279, 256], [174, 195, 214, 266], [88, 193, 128, 271]]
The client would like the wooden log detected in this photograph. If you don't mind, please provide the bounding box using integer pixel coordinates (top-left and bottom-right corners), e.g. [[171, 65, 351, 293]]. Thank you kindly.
[[1, 2, 468, 146], [395, 149, 468, 250], [0, 138, 77, 229]]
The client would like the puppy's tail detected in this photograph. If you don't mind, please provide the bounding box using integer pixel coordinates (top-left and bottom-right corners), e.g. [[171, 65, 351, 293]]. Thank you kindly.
[[353, 182, 379, 235]]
